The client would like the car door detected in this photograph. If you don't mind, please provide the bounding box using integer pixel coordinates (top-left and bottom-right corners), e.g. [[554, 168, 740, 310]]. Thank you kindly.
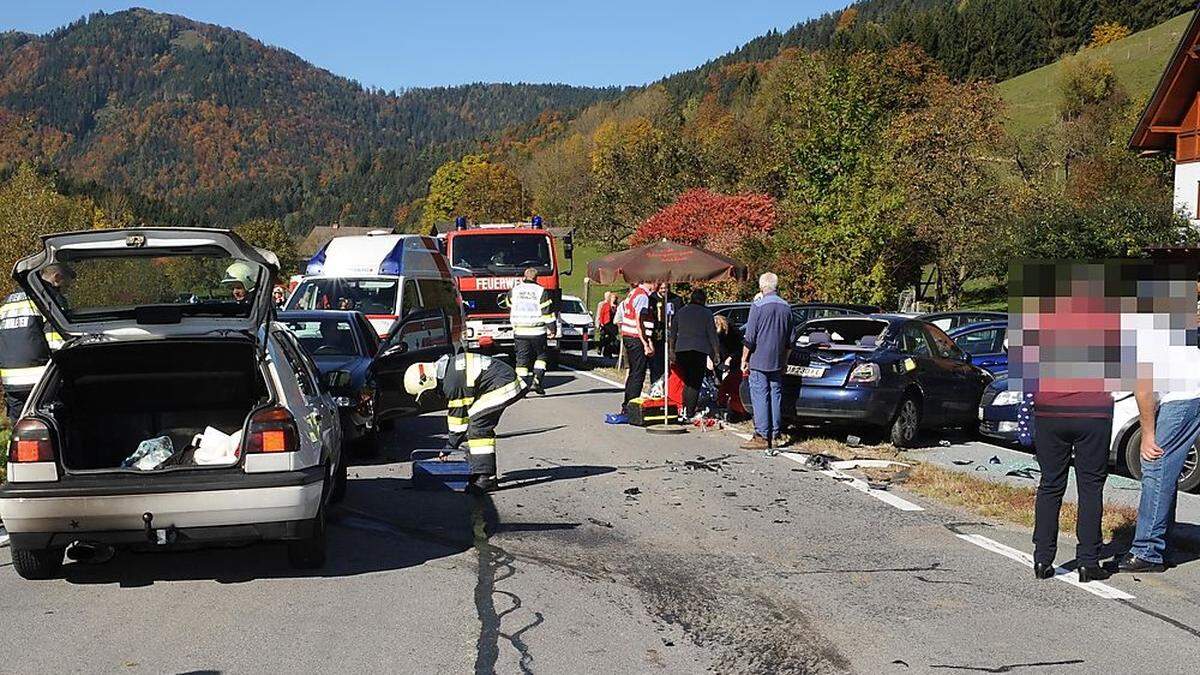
[[896, 322, 945, 423], [371, 308, 454, 420], [924, 323, 986, 424], [277, 331, 341, 459], [953, 326, 1006, 374]]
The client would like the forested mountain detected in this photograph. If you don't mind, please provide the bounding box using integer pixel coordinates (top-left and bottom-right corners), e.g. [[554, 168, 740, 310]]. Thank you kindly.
[[0, 9, 622, 230], [662, 0, 1196, 99]]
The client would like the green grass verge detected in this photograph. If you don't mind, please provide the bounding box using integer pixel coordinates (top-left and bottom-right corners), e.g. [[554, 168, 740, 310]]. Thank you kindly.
[[558, 241, 626, 304], [997, 12, 1191, 137]]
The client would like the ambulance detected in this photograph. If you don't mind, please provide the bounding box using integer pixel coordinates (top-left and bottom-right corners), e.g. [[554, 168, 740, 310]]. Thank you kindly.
[[285, 231, 464, 340]]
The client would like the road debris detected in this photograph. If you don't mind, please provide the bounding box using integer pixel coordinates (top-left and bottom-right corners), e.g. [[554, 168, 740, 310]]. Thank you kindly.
[[587, 517, 614, 529], [624, 487, 642, 496]]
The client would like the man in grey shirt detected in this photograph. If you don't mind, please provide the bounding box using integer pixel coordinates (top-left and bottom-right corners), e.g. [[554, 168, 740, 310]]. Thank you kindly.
[[740, 272, 794, 450]]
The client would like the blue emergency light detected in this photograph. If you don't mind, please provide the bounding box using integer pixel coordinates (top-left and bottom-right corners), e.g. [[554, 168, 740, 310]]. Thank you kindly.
[[305, 244, 328, 275], [455, 216, 468, 230], [531, 215, 543, 229]]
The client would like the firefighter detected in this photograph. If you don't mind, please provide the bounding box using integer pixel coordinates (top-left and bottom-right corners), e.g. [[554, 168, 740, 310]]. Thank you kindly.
[[507, 267, 555, 395], [1, 264, 73, 423], [221, 261, 257, 303], [404, 352, 528, 492]]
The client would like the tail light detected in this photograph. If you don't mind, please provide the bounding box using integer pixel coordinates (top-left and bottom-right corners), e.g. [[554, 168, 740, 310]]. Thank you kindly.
[[848, 362, 881, 385], [10, 418, 56, 463], [246, 406, 299, 454]]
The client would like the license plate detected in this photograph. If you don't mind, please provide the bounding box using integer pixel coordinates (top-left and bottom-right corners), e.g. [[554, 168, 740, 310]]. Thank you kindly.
[[787, 365, 826, 378]]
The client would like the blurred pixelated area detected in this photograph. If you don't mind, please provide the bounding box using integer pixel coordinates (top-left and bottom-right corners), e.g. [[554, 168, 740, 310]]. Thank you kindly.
[[1010, 259, 1199, 395]]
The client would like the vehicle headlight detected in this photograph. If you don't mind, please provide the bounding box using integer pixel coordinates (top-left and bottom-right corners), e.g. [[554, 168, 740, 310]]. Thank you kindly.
[[992, 391, 1021, 406]]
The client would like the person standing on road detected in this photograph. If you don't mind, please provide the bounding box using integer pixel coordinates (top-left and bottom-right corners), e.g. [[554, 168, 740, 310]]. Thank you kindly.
[[739, 273, 794, 450], [1118, 289, 1200, 574], [596, 291, 618, 358], [614, 282, 655, 420], [404, 351, 528, 492], [1025, 281, 1118, 583], [648, 283, 682, 387], [508, 267, 555, 395], [1, 264, 73, 424], [671, 288, 721, 419]]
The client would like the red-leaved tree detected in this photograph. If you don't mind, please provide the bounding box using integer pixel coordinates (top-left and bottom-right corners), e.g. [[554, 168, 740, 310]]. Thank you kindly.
[[632, 188, 778, 300]]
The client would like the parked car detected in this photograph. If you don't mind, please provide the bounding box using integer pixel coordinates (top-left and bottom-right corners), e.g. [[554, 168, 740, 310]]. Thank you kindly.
[[948, 320, 1008, 376], [792, 302, 878, 325], [0, 228, 346, 579], [779, 315, 991, 446], [712, 303, 752, 331], [557, 294, 594, 348], [978, 379, 1200, 492], [919, 310, 1006, 333], [280, 310, 381, 451]]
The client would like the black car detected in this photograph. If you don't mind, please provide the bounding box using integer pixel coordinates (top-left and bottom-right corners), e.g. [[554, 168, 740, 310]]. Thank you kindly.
[[280, 310, 381, 449], [919, 310, 1006, 333], [779, 315, 990, 446], [791, 302, 877, 325]]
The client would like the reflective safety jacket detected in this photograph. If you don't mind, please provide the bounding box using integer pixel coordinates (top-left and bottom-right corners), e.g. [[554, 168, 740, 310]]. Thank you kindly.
[[508, 280, 553, 338], [619, 286, 652, 339], [439, 352, 525, 449], [0, 291, 63, 394]]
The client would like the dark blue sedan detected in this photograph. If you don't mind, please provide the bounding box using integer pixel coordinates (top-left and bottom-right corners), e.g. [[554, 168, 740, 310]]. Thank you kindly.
[[279, 310, 381, 450], [781, 315, 991, 447], [948, 320, 1008, 376]]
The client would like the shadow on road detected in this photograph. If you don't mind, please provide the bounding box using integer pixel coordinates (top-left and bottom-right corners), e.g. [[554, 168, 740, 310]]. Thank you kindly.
[[496, 464, 616, 492], [497, 424, 568, 439]]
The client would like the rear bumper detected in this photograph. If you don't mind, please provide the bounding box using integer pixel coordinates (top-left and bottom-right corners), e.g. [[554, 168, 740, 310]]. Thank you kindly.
[[789, 385, 900, 423], [7, 518, 316, 550], [0, 467, 324, 538]]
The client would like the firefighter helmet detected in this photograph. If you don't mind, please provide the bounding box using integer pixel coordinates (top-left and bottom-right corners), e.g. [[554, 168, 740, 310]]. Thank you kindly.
[[404, 361, 439, 398]]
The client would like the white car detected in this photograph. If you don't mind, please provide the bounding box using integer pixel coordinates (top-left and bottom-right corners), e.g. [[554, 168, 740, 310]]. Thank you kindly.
[[0, 229, 345, 579], [557, 294, 594, 346]]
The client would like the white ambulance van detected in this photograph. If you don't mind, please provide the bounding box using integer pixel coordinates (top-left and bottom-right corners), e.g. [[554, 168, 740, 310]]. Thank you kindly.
[[285, 232, 463, 340]]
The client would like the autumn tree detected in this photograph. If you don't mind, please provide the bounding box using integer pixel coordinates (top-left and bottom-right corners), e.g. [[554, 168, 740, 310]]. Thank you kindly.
[[1088, 21, 1131, 48], [888, 76, 1008, 308], [456, 161, 530, 223], [235, 217, 299, 277]]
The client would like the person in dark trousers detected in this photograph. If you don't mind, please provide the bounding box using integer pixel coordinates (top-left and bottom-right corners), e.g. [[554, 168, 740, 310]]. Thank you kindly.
[[595, 291, 617, 358], [508, 267, 555, 395], [404, 351, 528, 492], [1028, 287, 1119, 583], [671, 288, 721, 419], [648, 283, 683, 386], [739, 273, 795, 450], [1, 264, 73, 424], [616, 282, 655, 418]]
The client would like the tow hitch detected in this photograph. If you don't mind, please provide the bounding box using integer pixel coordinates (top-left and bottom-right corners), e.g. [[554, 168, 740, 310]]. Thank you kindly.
[[143, 512, 178, 546]]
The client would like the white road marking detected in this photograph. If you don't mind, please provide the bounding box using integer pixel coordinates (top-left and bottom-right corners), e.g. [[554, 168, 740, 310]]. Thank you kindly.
[[955, 533, 1134, 600], [561, 365, 624, 389], [781, 452, 925, 512]]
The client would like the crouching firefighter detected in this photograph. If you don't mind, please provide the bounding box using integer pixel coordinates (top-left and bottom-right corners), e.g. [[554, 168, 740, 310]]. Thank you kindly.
[[507, 267, 555, 395], [404, 352, 529, 491], [1, 264, 73, 423]]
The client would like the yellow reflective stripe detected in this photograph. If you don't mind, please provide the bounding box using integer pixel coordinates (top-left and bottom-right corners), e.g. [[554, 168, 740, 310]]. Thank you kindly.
[[0, 300, 36, 314], [533, 359, 546, 370], [0, 365, 45, 387], [469, 380, 523, 415], [539, 300, 553, 308], [449, 397, 475, 407], [515, 366, 529, 376], [467, 438, 496, 454], [447, 417, 468, 432]]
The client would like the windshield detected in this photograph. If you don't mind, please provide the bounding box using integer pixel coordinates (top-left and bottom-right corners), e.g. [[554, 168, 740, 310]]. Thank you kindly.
[[562, 299, 585, 314], [53, 253, 265, 321], [284, 319, 360, 357], [287, 278, 398, 314], [450, 234, 553, 274]]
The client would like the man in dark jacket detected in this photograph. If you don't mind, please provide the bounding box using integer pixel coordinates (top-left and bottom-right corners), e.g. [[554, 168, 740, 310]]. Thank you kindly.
[[404, 352, 528, 491], [740, 272, 794, 450], [671, 288, 721, 418]]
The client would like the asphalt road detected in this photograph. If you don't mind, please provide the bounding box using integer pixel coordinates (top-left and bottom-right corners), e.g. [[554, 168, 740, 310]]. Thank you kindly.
[[4, 367, 1200, 673]]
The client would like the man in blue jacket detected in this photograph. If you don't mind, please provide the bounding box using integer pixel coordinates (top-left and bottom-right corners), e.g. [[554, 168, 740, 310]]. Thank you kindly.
[[740, 272, 794, 450]]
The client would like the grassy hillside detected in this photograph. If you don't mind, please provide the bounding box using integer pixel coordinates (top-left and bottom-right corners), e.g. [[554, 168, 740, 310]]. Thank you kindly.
[[997, 12, 1192, 136]]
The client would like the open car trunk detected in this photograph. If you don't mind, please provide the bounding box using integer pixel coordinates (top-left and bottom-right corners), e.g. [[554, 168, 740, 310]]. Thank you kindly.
[[44, 339, 269, 472]]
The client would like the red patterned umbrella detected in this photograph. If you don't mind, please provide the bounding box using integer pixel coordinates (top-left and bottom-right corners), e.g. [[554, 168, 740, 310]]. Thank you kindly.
[[586, 239, 747, 284]]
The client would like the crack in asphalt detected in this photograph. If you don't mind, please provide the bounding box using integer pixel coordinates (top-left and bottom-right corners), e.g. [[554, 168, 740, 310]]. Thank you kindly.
[[1117, 599, 1200, 640], [928, 660, 1085, 672], [775, 563, 946, 576], [472, 495, 541, 675]]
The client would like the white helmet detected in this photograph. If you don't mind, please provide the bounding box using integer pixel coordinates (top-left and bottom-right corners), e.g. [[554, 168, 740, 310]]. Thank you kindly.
[[221, 261, 257, 290], [404, 362, 439, 398]]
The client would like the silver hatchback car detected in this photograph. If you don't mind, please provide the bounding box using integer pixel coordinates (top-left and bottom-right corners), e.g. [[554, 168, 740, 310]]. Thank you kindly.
[[0, 228, 344, 579]]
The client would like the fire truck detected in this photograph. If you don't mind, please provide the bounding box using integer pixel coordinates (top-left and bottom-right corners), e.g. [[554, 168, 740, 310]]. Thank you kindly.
[[442, 216, 573, 357]]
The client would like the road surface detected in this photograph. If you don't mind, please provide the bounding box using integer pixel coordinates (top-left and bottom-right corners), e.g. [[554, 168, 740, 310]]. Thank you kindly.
[[3, 367, 1200, 673]]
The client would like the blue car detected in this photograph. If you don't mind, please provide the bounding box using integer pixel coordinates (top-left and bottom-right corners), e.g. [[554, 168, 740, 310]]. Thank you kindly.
[[279, 310, 381, 449], [778, 315, 991, 447], [948, 320, 1008, 376]]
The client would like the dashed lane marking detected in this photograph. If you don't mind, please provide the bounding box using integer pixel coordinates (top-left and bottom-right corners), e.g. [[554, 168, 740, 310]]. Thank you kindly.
[[955, 533, 1135, 600], [781, 452, 925, 512]]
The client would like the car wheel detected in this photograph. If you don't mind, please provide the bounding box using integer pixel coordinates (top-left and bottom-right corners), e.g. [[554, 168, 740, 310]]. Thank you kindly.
[[11, 546, 64, 580], [1123, 427, 1200, 493], [890, 396, 922, 448], [329, 455, 348, 504], [287, 502, 328, 569]]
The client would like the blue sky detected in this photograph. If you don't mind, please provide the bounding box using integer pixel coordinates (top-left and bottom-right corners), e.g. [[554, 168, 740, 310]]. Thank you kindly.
[[1, 1, 849, 89]]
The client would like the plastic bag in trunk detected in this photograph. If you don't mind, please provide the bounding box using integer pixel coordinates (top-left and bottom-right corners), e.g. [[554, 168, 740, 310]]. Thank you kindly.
[[122, 436, 175, 471]]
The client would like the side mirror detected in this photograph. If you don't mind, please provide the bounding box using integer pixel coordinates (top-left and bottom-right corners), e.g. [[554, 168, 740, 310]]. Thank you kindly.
[[321, 369, 352, 391]]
